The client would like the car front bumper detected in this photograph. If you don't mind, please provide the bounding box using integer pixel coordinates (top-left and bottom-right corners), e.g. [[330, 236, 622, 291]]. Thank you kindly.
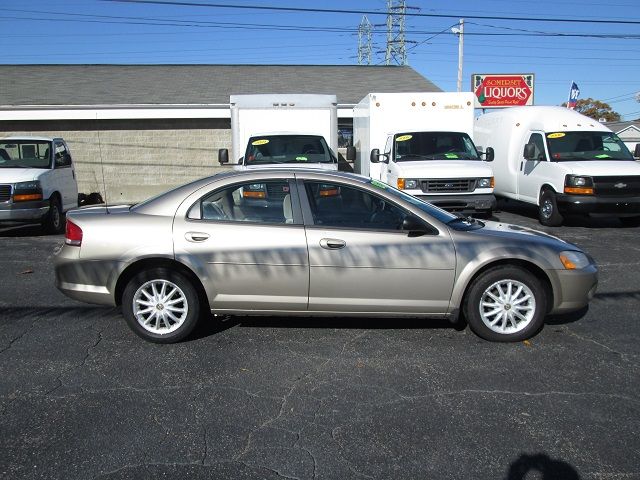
[[556, 194, 640, 216], [414, 193, 497, 213], [549, 264, 598, 314], [0, 200, 49, 222]]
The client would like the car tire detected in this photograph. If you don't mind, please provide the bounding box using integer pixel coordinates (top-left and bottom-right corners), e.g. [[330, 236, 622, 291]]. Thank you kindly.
[[463, 266, 547, 342], [538, 189, 563, 227], [42, 197, 64, 234], [122, 268, 201, 344]]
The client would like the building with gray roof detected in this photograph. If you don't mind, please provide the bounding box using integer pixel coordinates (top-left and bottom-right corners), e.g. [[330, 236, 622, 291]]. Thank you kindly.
[[0, 64, 441, 200]]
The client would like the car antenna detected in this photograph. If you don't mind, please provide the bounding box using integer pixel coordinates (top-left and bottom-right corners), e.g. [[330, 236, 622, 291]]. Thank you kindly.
[[96, 113, 109, 214]]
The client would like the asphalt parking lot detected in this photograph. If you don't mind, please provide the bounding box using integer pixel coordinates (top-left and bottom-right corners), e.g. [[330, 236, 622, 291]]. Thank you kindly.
[[1, 203, 639, 480]]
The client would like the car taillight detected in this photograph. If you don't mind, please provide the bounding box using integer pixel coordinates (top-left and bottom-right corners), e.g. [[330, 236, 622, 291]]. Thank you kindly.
[[65, 220, 83, 246]]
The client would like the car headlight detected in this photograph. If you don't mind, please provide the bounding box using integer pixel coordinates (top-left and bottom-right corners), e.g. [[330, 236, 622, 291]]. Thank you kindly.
[[477, 177, 494, 188], [559, 250, 590, 270], [397, 178, 418, 190], [564, 175, 593, 194], [13, 180, 43, 202]]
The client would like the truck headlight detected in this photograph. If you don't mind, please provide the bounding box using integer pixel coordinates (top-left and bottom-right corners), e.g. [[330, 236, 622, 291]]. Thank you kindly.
[[559, 250, 590, 270], [564, 175, 593, 194], [243, 183, 266, 198], [397, 178, 418, 190], [477, 177, 494, 188], [13, 181, 43, 202]]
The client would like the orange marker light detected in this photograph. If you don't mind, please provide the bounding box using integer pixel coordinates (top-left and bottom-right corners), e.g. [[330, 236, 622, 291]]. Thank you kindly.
[[13, 193, 43, 202]]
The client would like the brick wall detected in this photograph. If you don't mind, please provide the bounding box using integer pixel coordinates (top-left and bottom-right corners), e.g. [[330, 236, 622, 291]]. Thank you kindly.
[[0, 118, 232, 202]]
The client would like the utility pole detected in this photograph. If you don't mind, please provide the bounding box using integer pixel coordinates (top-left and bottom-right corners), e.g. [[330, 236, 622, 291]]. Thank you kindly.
[[357, 15, 373, 65], [453, 18, 464, 92]]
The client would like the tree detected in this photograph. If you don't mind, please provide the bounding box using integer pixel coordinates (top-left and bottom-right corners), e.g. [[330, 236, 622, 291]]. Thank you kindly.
[[560, 98, 621, 122]]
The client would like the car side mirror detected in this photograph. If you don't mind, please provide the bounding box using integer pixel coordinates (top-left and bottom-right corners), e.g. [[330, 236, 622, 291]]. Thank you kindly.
[[402, 215, 430, 237], [346, 146, 356, 161], [523, 143, 536, 160], [484, 147, 494, 162], [218, 148, 229, 165], [634, 143, 640, 158]]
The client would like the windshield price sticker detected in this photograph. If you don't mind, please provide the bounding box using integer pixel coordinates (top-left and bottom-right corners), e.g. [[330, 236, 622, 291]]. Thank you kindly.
[[370, 179, 388, 189], [295, 156, 307, 161], [396, 135, 413, 142], [445, 153, 459, 159], [251, 139, 270, 146], [547, 133, 566, 139]]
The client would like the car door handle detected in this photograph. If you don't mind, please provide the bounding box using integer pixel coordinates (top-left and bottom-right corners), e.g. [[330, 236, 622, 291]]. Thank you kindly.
[[185, 232, 210, 242], [319, 238, 346, 249]]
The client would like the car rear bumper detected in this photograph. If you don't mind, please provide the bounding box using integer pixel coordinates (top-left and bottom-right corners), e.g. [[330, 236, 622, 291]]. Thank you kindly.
[[556, 194, 640, 216], [53, 244, 117, 306], [414, 193, 497, 213], [549, 265, 598, 314]]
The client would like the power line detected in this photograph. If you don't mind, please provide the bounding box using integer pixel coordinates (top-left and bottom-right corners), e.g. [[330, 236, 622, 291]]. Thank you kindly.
[[102, 1, 640, 25]]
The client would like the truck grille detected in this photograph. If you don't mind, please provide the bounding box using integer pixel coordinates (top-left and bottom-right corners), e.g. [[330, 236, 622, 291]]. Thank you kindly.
[[593, 176, 640, 197], [0, 184, 11, 202], [266, 182, 289, 200], [421, 179, 474, 193]]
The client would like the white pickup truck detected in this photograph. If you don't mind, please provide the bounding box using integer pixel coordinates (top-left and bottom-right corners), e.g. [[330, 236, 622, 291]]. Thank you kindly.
[[0, 136, 78, 233]]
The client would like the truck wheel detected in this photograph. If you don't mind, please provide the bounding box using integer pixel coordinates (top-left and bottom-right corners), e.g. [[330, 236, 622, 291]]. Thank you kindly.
[[463, 266, 546, 342], [538, 190, 563, 227], [122, 268, 201, 343], [42, 197, 64, 234]]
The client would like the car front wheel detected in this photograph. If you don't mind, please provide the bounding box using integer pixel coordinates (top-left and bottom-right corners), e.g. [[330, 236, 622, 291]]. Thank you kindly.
[[122, 268, 200, 343], [463, 266, 547, 342]]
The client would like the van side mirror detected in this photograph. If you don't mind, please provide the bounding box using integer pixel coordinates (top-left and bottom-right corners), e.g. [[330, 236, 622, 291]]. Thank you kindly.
[[370, 148, 381, 163], [523, 143, 536, 160], [634, 144, 640, 158], [484, 147, 494, 162], [346, 146, 356, 161], [218, 148, 229, 165]]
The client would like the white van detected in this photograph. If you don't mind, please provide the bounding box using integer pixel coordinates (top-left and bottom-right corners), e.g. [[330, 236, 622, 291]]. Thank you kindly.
[[475, 106, 640, 226], [0, 137, 78, 233]]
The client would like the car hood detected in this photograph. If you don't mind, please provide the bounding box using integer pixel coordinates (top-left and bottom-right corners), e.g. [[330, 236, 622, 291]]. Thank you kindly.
[[0, 168, 47, 182], [468, 219, 575, 249], [557, 160, 640, 176], [394, 160, 492, 177]]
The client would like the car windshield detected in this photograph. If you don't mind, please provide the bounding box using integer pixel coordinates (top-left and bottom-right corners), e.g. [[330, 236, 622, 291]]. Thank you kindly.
[[0, 140, 51, 168], [394, 132, 481, 161], [545, 131, 634, 161], [245, 135, 333, 165], [367, 178, 461, 225]]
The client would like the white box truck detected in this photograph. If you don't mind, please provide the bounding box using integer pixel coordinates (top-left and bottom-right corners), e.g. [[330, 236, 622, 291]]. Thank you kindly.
[[349, 92, 496, 215], [474, 106, 640, 226], [219, 94, 339, 171]]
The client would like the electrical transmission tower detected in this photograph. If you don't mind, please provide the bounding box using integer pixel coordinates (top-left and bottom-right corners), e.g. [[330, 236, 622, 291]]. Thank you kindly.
[[357, 16, 373, 65], [385, 0, 418, 66]]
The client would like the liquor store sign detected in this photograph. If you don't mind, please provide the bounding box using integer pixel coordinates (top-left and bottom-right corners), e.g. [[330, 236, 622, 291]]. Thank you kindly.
[[472, 74, 534, 108]]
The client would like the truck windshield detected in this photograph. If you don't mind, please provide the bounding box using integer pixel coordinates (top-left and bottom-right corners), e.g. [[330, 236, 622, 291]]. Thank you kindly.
[[394, 132, 480, 161], [0, 141, 51, 169], [546, 131, 634, 161], [245, 135, 334, 165]]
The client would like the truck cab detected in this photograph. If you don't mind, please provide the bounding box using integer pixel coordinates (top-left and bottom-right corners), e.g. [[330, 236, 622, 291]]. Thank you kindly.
[[220, 132, 338, 171], [0, 136, 78, 233], [370, 130, 495, 215]]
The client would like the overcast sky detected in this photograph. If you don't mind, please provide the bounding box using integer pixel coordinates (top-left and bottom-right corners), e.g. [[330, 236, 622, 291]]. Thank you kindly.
[[2, 0, 639, 119]]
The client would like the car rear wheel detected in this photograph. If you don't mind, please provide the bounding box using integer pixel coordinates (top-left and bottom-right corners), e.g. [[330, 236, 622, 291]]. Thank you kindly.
[[463, 266, 546, 342], [122, 268, 200, 343], [538, 189, 563, 227], [42, 197, 64, 234]]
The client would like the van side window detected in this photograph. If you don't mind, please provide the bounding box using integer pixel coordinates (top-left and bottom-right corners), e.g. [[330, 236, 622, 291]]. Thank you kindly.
[[54, 142, 71, 167], [526, 133, 547, 161]]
